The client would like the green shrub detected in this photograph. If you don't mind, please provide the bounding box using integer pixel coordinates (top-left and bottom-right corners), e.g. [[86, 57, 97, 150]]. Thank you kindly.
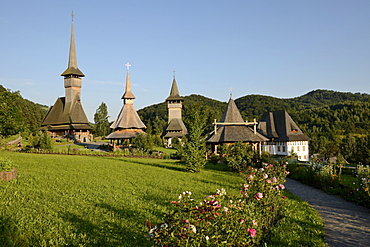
[[147, 160, 289, 246], [0, 158, 13, 172], [220, 142, 262, 172]]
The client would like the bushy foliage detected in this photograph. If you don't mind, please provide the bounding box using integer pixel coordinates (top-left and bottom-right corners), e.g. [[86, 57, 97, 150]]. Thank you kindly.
[[0, 85, 47, 137], [356, 165, 370, 200], [220, 142, 266, 172], [28, 131, 53, 150], [133, 133, 153, 152], [0, 158, 13, 172], [147, 161, 289, 246]]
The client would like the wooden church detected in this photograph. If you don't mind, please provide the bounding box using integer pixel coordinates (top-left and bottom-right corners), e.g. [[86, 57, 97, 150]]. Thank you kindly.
[[106, 64, 146, 148], [40, 18, 92, 143], [206, 97, 268, 154], [163, 75, 188, 147]]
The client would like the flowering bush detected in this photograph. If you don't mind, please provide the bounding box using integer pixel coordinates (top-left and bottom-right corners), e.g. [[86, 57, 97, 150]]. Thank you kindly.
[[288, 162, 341, 189], [146, 161, 288, 246], [356, 165, 370, 197]]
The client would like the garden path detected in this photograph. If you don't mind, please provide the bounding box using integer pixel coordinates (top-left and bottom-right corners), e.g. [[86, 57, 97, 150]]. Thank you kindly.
[[285, 178, 370, 247]]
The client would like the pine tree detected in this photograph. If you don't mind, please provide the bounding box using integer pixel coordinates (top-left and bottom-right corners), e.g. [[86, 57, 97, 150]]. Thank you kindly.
[[93, 102, 110, 137]]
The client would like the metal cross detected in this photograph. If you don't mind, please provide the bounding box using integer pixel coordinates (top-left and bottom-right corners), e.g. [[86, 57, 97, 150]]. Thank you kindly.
[[230, 87, 233, 98], [71, 11, 74, 22], [125, 63, 131, 72], [173, 70, 176, 78]]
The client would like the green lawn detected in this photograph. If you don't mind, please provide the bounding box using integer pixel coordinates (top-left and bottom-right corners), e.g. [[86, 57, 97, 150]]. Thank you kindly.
[[0, 151, 324, 246], [0, 151, 242, 246]]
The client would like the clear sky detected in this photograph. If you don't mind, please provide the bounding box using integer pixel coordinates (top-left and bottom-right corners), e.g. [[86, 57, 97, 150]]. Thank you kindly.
[[1, 1, 370, 122]]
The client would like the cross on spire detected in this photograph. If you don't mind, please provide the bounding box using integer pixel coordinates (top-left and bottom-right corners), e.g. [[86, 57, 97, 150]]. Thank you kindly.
[[71, 11, 74, 22], [125, 62, 131, 72], [230, 87, 233, 99], [173, 70, 176, 78]]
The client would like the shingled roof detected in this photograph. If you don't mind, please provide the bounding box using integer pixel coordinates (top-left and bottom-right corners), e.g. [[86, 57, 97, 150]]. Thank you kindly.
[[60, 22, 84, 77], [206, 98, 268, 143], [258, 110, 310, 142], [164, 118, 188, 138], [40, 97, 91, 130], [166, 77, 183, 101], [109, 104, 146, 130]]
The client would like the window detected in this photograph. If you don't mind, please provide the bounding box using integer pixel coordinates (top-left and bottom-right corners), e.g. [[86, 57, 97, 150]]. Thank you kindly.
[[291, 146, 294, 152], [282, 146, 286, 152], [278, 146, 281, 152], [302, 146, 305, 151], [297, 146, 300, 152]]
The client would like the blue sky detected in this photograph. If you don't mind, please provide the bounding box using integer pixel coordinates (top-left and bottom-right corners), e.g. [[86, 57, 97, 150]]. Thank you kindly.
[[1, 1, 370, 121]]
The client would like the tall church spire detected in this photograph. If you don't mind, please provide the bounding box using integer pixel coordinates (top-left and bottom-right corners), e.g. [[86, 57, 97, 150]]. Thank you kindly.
[[61, 12, 84, 77], [166, 75, 182, 101], [122, 63, 135, 101]]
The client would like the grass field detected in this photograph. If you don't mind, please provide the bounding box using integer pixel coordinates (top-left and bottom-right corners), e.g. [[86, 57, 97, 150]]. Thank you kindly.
[[0, 151, 243, 246], [0, 151, 324, 246]]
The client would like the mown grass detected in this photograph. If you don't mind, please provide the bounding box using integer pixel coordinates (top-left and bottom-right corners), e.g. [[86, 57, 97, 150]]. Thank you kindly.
[[0, 151, 325, 246], [265, 191, 325, 246], [0, 151, 242, 246]]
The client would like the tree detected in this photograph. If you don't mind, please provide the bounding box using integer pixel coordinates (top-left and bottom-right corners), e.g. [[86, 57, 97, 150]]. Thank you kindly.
[[177, 106, 207, 173], [93, 102, 110, 137], [0, 88, 24, 137], [133, 133, 153, 152]]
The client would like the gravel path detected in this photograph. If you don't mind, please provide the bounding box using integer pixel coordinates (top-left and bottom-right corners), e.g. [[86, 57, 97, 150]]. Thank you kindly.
[[285, 178, 370, 247]]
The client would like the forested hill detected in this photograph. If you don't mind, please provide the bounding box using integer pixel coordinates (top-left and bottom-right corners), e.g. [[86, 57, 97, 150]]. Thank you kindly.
[[139, 89, 370, 163], [0, 85, 48, 137]]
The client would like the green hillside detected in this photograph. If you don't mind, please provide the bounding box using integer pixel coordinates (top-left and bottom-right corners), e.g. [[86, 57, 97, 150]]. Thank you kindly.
[[0, 85, 47, 137], [139, 89, 370, 164]]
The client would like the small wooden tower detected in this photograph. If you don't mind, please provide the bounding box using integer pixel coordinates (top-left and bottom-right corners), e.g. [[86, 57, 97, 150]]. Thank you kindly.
[[206, 97, 267, 154], [40, 15, 92, 143], [163, 75, 187, 147], [106, 63, 146, 148]]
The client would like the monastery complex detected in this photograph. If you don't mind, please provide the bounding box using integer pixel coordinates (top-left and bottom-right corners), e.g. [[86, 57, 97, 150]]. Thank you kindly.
[[40, 16, 310, 161]]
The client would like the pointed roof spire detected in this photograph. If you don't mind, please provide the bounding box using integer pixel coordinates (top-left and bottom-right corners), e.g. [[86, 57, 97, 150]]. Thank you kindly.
[[166, 73, 183, 101], [61, 12, 85, 77], [122, 63, 135, 99], [220, 98, 244, 123]]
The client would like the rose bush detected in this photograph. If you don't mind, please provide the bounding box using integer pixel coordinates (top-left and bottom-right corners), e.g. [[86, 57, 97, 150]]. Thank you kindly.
[[146, 161, 288, 246]]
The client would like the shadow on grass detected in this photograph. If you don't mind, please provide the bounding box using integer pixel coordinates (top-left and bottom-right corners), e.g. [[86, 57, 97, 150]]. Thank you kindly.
[[264, 191, 325, 247], [121, 159, 188, 172], [0, 215, 36, 246], [60, 206, 152, 247]]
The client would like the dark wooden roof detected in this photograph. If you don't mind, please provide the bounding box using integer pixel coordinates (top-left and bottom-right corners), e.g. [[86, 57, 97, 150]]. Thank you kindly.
[[258, 110, 311, 141], [206, 98, 268, 143], [166, 77, 183, 101], [105, 129, 145, 139], [40, 97, 91, 130], [163, 118, 188, 138], [110, 103, 146, 130], [60, 22, 84, 77]]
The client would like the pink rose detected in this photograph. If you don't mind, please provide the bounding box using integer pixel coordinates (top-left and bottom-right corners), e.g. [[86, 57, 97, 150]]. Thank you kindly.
[[272, 177, 278, 183], [255, 193, 263, 201], [266, 179, 272, 184], [279, 184, 285, 190], [247, 228, 256, 238]]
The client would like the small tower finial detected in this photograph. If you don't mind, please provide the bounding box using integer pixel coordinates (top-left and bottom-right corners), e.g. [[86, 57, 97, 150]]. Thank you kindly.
[[230, 87, 233, 99], [71, 11, 74, 22], [173, 70, 176, 78], [125, 62, 131, 72]]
